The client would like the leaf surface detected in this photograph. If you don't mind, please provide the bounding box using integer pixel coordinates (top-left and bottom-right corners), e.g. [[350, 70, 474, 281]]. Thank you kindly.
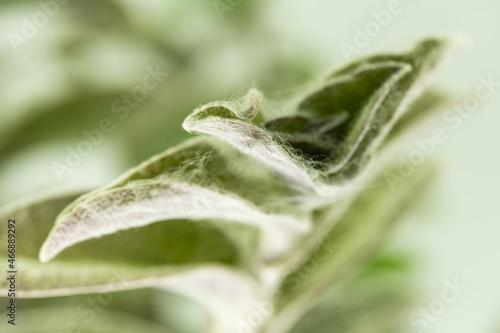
[[183, 39, 452, 199], [0, 192, 265, 333], [39, 138, 310, 263]]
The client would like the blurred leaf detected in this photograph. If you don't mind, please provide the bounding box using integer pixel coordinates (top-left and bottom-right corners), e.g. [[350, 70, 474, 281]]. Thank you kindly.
[[385, 89, 448, 143], [1, 94, 124, 153], [2, 306, 175, 333], [261, 163, 436, 333], [288, 254, 415, 333]]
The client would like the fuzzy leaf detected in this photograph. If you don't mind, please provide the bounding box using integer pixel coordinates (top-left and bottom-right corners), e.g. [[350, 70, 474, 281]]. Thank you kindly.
[[0, 38, 456, 333], [0, 192, 264, 333], [39, 138, 310, 263], [183, 39, 452, 199]]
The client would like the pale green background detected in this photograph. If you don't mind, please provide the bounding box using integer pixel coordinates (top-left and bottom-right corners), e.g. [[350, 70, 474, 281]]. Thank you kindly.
[[0, 0, 499, 332]]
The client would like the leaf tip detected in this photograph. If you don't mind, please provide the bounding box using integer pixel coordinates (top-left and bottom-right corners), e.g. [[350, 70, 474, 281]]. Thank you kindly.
[[38, 243, 53, 263], [38, 229, 63, 263]]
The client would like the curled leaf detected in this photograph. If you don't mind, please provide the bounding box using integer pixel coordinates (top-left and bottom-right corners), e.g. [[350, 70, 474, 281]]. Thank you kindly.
[[183, 39, 453, 199]]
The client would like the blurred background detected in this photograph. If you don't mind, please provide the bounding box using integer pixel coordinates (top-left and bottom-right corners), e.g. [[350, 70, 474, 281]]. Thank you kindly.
[[0, 0, 499, 332]]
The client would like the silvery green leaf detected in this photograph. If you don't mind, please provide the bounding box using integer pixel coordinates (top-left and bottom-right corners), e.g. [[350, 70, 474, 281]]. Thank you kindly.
[[39, 138, 310, 264], [184, 89, 323, 195], [260, 163, 437, 333], [0, 37, 456, 333], [0, 191, 251, 292], [183, 39, 452, 200], [0, 192, 264, 333]]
